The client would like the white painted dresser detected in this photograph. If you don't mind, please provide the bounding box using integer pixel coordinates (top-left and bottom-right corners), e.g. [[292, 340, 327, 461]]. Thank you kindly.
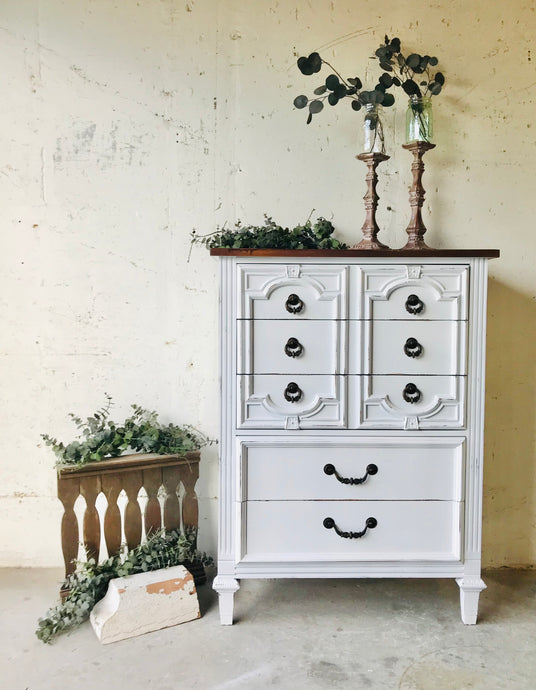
[[211, 249, 499, 625]]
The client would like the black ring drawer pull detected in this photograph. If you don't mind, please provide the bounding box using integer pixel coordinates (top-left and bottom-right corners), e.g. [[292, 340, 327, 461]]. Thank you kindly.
[[403, 382, 422, 404], [323, 516, 378, 539], [323, 463, 378, 485], [284, 382, 303, 403], [284, 337, 304, 358], [405, 294, 424, 314], [403, 337, 423, 358], [285, 293, 304, 314]]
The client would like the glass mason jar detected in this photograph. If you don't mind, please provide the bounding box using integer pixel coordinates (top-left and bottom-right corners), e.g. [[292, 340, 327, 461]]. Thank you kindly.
[[406, 96, 433, 143], [363, 103, 385, 154]]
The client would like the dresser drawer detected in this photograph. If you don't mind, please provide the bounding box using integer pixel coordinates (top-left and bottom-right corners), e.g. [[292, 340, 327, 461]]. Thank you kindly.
[[237, 264, 348, 320], [363, 320, 467, 376], [360, 375, 465, 429], [242, 439, 464, 501], [238, 319, 346, 375], [360, 265, 468, 321], [238, 375, 346, 429], [243, 500, 462, 562]]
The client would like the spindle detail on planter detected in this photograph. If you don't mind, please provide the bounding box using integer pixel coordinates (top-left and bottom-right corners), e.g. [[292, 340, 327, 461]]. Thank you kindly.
[[57, 452, 201, 597]]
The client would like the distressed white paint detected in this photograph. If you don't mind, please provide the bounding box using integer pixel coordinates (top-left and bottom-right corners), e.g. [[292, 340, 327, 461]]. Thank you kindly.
[[90, 565, 200, 644], [0, 1, 535, 569]]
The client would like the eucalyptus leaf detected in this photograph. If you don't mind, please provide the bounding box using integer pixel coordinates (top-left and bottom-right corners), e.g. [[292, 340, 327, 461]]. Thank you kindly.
[[374, 89, 385, 104], [325, 74, 339, 90], [297, 51, 322, 76], [402, 79, 421, 96], [379, 72, 393, 88], [406, 53, 421, 69], [309, 99, 324, 114], [297, 56, 313, 75], [348, 77, 362, 89], [328, 92, 339, 106], [309, 52, 322, 72], [293, 95, 308, 109], [313, 85, 327, 95]]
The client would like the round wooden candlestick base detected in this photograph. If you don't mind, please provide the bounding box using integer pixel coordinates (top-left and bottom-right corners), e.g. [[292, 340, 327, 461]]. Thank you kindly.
[[353, 152, 390, 250], [402, 141, 436, 249]]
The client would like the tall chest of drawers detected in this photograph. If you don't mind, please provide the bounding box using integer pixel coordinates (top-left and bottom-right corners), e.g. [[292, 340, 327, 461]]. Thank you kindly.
[[212, 249, 499, 625]]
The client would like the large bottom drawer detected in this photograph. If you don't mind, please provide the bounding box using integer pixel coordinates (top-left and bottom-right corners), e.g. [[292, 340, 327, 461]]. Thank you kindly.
[[242, 500, 462, 562]]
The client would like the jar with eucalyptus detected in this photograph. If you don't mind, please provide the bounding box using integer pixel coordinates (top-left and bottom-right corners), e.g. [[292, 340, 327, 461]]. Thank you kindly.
[[363, 103, 386, 154], [406, 96, 433, 143]]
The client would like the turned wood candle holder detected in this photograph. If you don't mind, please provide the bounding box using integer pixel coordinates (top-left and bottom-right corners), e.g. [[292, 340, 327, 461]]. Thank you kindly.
[[402, 141, 436, 249], [353, 152, 390, 249]]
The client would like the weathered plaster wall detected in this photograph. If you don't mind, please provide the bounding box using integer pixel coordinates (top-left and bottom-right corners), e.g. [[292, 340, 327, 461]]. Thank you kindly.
[[1, 0, 535, 567]]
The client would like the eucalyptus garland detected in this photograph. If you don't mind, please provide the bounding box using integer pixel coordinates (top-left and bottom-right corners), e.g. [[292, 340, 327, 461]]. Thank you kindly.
[[36, 529, 213, 644], [190, 214, 347, 251], [41, 395, 213, 468]]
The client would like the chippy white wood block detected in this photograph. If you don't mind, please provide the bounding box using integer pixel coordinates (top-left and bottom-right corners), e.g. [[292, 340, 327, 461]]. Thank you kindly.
[[90, 565, 200, 644]]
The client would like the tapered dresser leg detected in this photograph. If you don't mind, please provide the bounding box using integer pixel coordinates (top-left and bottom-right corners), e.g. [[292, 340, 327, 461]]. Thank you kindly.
[[456, 578, 486, 624], [213, 576, 240, 625]]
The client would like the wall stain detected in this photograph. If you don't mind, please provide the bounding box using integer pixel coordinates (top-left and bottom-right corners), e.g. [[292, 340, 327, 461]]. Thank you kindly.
[[53, 121, 156, 170]]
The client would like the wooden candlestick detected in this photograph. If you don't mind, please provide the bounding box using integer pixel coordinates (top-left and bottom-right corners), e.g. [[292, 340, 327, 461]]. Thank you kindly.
[[353, 152, 390, 249], [402, 141, 436, 249]]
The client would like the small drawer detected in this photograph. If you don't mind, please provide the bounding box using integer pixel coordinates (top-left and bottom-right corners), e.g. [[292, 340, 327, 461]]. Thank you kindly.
[[242, 500, 462, 562], [359, 375, 465, 429], [362, 320, 467, 376], [237, 319, 346, 375], [237, 264, 348, 320], [238, 375, 346, 429], [360, 265, 468, 321], [242, 439, 464, 501]]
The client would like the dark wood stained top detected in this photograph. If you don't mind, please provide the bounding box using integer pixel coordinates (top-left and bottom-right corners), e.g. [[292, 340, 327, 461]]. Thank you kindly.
[[210, 248, 500, 258], [58, 451, 200, 477]]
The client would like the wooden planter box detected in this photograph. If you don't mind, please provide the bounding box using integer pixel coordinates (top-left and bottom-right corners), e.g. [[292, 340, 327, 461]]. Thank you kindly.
[[57, 452, 203, 595]]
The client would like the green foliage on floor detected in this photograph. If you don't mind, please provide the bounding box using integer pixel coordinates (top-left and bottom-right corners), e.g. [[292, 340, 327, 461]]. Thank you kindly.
[[36, 529, 213, 644]]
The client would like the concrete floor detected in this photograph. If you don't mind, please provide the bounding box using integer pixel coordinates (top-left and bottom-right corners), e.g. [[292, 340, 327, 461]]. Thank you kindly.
[[1, 568, 535, 690]]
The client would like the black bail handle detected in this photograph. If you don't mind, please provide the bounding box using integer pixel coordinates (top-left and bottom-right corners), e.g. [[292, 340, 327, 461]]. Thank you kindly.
[[323, 463, 378, 485], [323, 516, 378, 539]]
